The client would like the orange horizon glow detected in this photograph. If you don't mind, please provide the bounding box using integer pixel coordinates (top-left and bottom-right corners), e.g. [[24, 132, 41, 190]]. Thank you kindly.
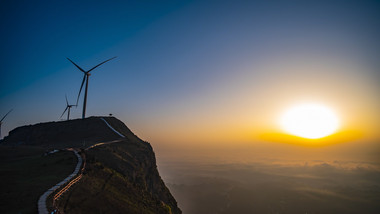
[[128, 54, 380, 156], [259, 130, 363, 147]]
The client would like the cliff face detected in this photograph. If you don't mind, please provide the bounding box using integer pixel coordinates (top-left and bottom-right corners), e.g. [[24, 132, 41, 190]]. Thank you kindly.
[[59, 137, 181, 214], [2, 117, 181, 214]]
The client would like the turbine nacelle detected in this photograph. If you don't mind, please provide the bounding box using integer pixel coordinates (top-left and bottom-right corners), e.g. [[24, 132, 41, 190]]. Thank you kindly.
[[61, 95, 77, 120], [67, 57, 116, 119]]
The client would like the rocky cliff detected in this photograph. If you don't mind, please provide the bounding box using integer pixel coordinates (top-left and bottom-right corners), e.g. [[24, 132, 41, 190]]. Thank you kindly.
[[2, 117, 181, 214]]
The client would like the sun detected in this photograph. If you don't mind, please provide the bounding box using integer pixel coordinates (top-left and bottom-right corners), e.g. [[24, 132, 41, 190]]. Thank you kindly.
[[280, 103, 340, 139]]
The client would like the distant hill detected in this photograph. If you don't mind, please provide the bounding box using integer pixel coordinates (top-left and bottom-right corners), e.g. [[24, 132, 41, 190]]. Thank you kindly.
[[1, 117, 181, 214]]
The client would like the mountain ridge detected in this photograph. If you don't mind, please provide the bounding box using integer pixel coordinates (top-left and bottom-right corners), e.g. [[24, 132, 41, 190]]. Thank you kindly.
[[1, 116, 181, 214]]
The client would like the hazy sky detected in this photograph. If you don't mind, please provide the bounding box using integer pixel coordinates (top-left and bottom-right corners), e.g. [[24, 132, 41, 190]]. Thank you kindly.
[[1, 1, 379, 156]]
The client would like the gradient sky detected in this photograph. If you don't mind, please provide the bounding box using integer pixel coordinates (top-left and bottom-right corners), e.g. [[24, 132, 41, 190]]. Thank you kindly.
[[1, 1, 379, 158]]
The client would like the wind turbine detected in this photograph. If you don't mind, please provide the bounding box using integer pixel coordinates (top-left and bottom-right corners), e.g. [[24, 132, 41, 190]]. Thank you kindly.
[[0, 109, 13, 139], [67, 57, 117, 119], [60, 95, 76, 121]]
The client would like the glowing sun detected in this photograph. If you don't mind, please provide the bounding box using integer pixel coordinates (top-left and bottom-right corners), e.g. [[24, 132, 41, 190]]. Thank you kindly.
[[280, 103, 340, 139]]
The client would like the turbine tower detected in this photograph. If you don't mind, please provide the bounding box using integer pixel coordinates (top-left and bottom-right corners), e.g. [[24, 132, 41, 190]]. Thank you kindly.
[[0, 109, 13, 139], [67, 57, 116, 119], [60, 95, 76, 120]]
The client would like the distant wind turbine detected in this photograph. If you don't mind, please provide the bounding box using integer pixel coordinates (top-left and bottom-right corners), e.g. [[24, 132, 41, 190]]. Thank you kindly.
[[67, 57, 117, 119], [0, 109, 13, 139], [60, 95, 76, 121]]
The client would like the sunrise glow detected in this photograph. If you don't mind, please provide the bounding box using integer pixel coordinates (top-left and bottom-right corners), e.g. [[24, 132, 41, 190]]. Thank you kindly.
[[280, 103, 340, 139]]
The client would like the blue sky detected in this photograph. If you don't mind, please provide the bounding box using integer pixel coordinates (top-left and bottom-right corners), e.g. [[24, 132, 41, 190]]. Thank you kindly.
[[1, 0, 379, 147]]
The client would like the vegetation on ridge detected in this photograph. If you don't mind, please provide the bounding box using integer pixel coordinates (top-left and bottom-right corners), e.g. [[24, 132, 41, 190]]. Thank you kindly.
[[0, 147, 76, 213]]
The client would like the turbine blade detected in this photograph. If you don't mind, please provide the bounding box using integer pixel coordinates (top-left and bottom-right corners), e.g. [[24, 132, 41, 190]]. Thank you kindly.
[[76, 74, 86, 105], [65, 95, 69, 106], [1, 109, 13, 122], [67, 58, 86, 73], [60, 107, 68, 118], [87, 56, 117, 73]]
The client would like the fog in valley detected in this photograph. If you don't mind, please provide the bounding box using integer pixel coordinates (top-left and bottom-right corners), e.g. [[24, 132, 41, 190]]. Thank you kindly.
[[157, 142, 380, 214]]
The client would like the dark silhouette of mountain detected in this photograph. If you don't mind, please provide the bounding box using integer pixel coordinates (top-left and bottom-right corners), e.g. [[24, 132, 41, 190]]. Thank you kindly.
[[2, 117, 122, 148], [1, 117, 181, 214]]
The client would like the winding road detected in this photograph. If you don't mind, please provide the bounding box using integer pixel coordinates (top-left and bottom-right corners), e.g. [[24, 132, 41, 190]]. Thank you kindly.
[[37, 149, 82, 214], [37, 117, 125, 214]]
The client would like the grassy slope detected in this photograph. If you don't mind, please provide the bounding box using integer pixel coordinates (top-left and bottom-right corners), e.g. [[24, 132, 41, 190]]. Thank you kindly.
[[57, 162, 171, 214], [55, 141, 176, 214], [0, 146, 77, 214]]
